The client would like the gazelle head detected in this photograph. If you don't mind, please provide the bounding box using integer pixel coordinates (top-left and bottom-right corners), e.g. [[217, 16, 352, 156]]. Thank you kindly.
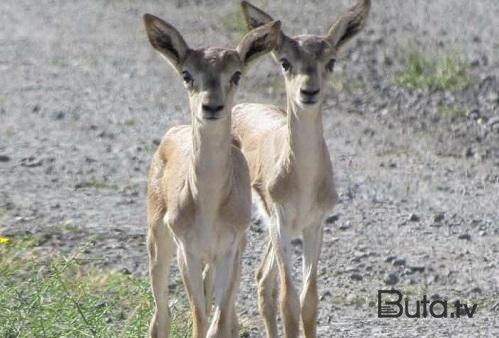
[[144, 14, 281, 123], [241, 0, 370, 111]]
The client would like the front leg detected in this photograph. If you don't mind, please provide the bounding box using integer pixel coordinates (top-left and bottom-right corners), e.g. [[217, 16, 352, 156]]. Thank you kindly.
[[147, 214, 175, 338], [207, 236, 246, 338], [301, 221, 324, 338], [177, 245, 207, 338], [270, 204, 300, 338]]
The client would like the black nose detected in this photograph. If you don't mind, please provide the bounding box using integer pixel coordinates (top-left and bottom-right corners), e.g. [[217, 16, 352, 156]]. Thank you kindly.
[[202, 104, 224, 114], [300, 88, 320, 97]]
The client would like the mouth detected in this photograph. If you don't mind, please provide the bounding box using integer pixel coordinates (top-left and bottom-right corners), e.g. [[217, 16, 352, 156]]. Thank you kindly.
[[203, 115, 220, 121], [300, 98, 317, 105]]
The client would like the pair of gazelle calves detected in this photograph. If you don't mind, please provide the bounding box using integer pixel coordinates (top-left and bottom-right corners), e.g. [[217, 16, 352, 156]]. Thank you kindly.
[[144, 1, 370, 337]]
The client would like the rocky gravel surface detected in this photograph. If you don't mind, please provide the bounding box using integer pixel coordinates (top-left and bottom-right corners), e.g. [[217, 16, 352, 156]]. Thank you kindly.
[[1, 0, 498, 336]]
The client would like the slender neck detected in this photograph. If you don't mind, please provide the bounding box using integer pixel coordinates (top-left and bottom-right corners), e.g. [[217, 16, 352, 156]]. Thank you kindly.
[[189, 112, 233, 197], [285, 95, 325, 157]]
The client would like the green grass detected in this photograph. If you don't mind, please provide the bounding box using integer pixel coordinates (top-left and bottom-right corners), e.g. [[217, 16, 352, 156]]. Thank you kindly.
[[76, 178, 118, 190], [395, 49, 471, 91], [438, 104, 467, 120], [0, 236, 191, 338], [220, 9, 247, 35]]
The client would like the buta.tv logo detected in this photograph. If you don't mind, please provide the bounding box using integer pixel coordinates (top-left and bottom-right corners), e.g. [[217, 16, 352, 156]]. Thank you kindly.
[[378, 290, 477, 318]]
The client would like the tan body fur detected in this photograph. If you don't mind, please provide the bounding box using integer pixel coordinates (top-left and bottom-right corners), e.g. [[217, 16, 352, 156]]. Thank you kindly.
[[143, 14, 281, 338], [234, 1, 371, 337]]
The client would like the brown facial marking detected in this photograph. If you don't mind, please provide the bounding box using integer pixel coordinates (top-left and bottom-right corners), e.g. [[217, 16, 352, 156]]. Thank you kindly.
[[295, 36, 330, 59]]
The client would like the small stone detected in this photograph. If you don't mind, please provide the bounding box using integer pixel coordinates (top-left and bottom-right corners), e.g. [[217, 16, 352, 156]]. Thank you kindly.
[[320, 290, 332, 301], [20, 156, 43, 168], [458, 233, 471, 241], [464, 147, 474, 158], [434, 213, 445, 223], [384, 56, 393, 66], [393, 258, 406, 267], [467, 109, 480, 120], [408, 213, 420, 222], [53, 111, 65, 120], [385, 255, 397, 263], [350, 273, 363, 281], [469, 287, 482, 294], [384, 272, 399, 285], [338, 222, 350, 231], [119, 267, 131, 275], [470, 59, 480, 67], [0, 155, 10, 162], [430, 294, 441, 300], [409, 266, 425, 273], [488, 116, 499, 133], [326, 214, 340, 223]]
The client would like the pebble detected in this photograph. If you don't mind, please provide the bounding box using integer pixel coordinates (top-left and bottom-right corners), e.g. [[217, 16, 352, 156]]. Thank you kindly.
[[488, 116, 499, 132], [464, 147, 474, 158], [326, 214, 340, 224], [458, 233, 471, 241], [433, 213, 445, 223], [320, 290, 332, 301], [0, 155, 10, 162], [350, 273, 363, 281], [384, 272, 399, 285], [338, 222, 350, 231], [20, 156, 43, 168], [467, 109, 480, 120], [53, 111, 65, 120], [385, 255, 397, 263], [408, 213, 420, 222], [392, 258, 406, 266], [409, 266, 425, 273], [468, 287, 482, 294]]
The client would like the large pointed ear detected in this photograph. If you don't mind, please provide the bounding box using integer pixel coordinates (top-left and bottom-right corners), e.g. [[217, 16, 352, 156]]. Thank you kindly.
[[241, 1, 274, 30], [143, 14, 189, 72], [326, 0, 370, 49], [236, 20, 281, 67]]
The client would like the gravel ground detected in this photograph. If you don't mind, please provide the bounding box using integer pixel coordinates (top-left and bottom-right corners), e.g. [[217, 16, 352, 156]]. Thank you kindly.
[[1, 0, 498, 337]]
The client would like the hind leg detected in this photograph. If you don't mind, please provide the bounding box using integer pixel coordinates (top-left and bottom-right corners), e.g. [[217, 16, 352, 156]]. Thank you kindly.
[[256, 239, 278, 338]]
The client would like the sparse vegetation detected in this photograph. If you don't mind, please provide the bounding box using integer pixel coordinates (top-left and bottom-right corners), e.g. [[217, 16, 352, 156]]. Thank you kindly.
[[0, 236, 191, 337], [221, 9, 247, 35], [76, 177, 119, 190], [438, 104, 467, 120], [396, 49, 471, 91]]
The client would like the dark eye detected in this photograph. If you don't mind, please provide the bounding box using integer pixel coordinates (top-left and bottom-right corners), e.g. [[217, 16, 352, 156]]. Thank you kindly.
[[182, 70, 193, 84], [326, 59, 336, 72], [280, 58, 291, 72], [231, 71, 242, 86]]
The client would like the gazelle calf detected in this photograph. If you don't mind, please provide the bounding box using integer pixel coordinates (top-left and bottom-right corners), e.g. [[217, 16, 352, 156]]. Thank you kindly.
[[233, 1, 371, 337], [143, 14, 281, 338]]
